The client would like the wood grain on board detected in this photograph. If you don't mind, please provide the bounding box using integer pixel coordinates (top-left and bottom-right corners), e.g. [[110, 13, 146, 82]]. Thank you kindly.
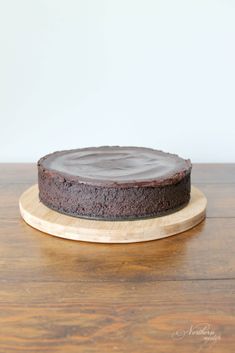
[[19, 184, 206, 243]]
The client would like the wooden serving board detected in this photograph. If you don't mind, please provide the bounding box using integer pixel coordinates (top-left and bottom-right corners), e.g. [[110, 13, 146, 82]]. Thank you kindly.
[[19, 184, 207, 243]]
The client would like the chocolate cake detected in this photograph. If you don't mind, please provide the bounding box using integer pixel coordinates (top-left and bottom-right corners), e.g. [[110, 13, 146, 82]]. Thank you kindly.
[[37, 146, 192, 220]]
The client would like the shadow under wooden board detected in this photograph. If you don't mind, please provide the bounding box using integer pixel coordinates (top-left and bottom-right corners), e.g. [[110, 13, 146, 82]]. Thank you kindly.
[[19, 185, 207, 243]]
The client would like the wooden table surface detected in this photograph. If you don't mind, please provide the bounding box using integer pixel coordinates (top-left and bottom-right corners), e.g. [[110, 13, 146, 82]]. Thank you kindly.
[[0, 163, 234, 353]]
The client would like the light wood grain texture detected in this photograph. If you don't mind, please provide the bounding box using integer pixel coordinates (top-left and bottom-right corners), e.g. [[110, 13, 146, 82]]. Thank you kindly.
[[19, 184, 207, 243], [0, 164, 234, 353]]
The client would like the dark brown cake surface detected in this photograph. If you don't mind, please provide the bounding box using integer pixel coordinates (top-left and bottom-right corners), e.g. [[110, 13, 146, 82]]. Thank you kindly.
[[38, 146, 192, 220]]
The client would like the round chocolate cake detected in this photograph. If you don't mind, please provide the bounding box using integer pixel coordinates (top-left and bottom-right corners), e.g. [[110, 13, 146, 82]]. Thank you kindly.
[[37, 146, 192, 220]]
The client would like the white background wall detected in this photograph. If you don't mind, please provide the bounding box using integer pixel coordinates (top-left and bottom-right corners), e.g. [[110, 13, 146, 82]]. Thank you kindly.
[[1, 0, 235, 163]]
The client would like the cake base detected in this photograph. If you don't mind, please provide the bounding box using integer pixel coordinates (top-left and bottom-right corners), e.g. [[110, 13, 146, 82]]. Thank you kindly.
[[19, 185, 206, 243]]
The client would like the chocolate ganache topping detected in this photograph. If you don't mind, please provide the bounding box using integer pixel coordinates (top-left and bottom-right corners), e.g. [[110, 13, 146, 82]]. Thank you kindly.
[[38, 146, 191, 187]]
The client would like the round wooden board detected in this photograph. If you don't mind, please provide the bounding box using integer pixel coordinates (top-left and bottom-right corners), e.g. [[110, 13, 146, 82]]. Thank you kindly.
[[19, 185, 207, 243]]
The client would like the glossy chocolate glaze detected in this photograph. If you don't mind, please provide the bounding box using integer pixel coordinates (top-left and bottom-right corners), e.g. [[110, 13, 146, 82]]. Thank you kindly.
[[38, 146, 191, 187]]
